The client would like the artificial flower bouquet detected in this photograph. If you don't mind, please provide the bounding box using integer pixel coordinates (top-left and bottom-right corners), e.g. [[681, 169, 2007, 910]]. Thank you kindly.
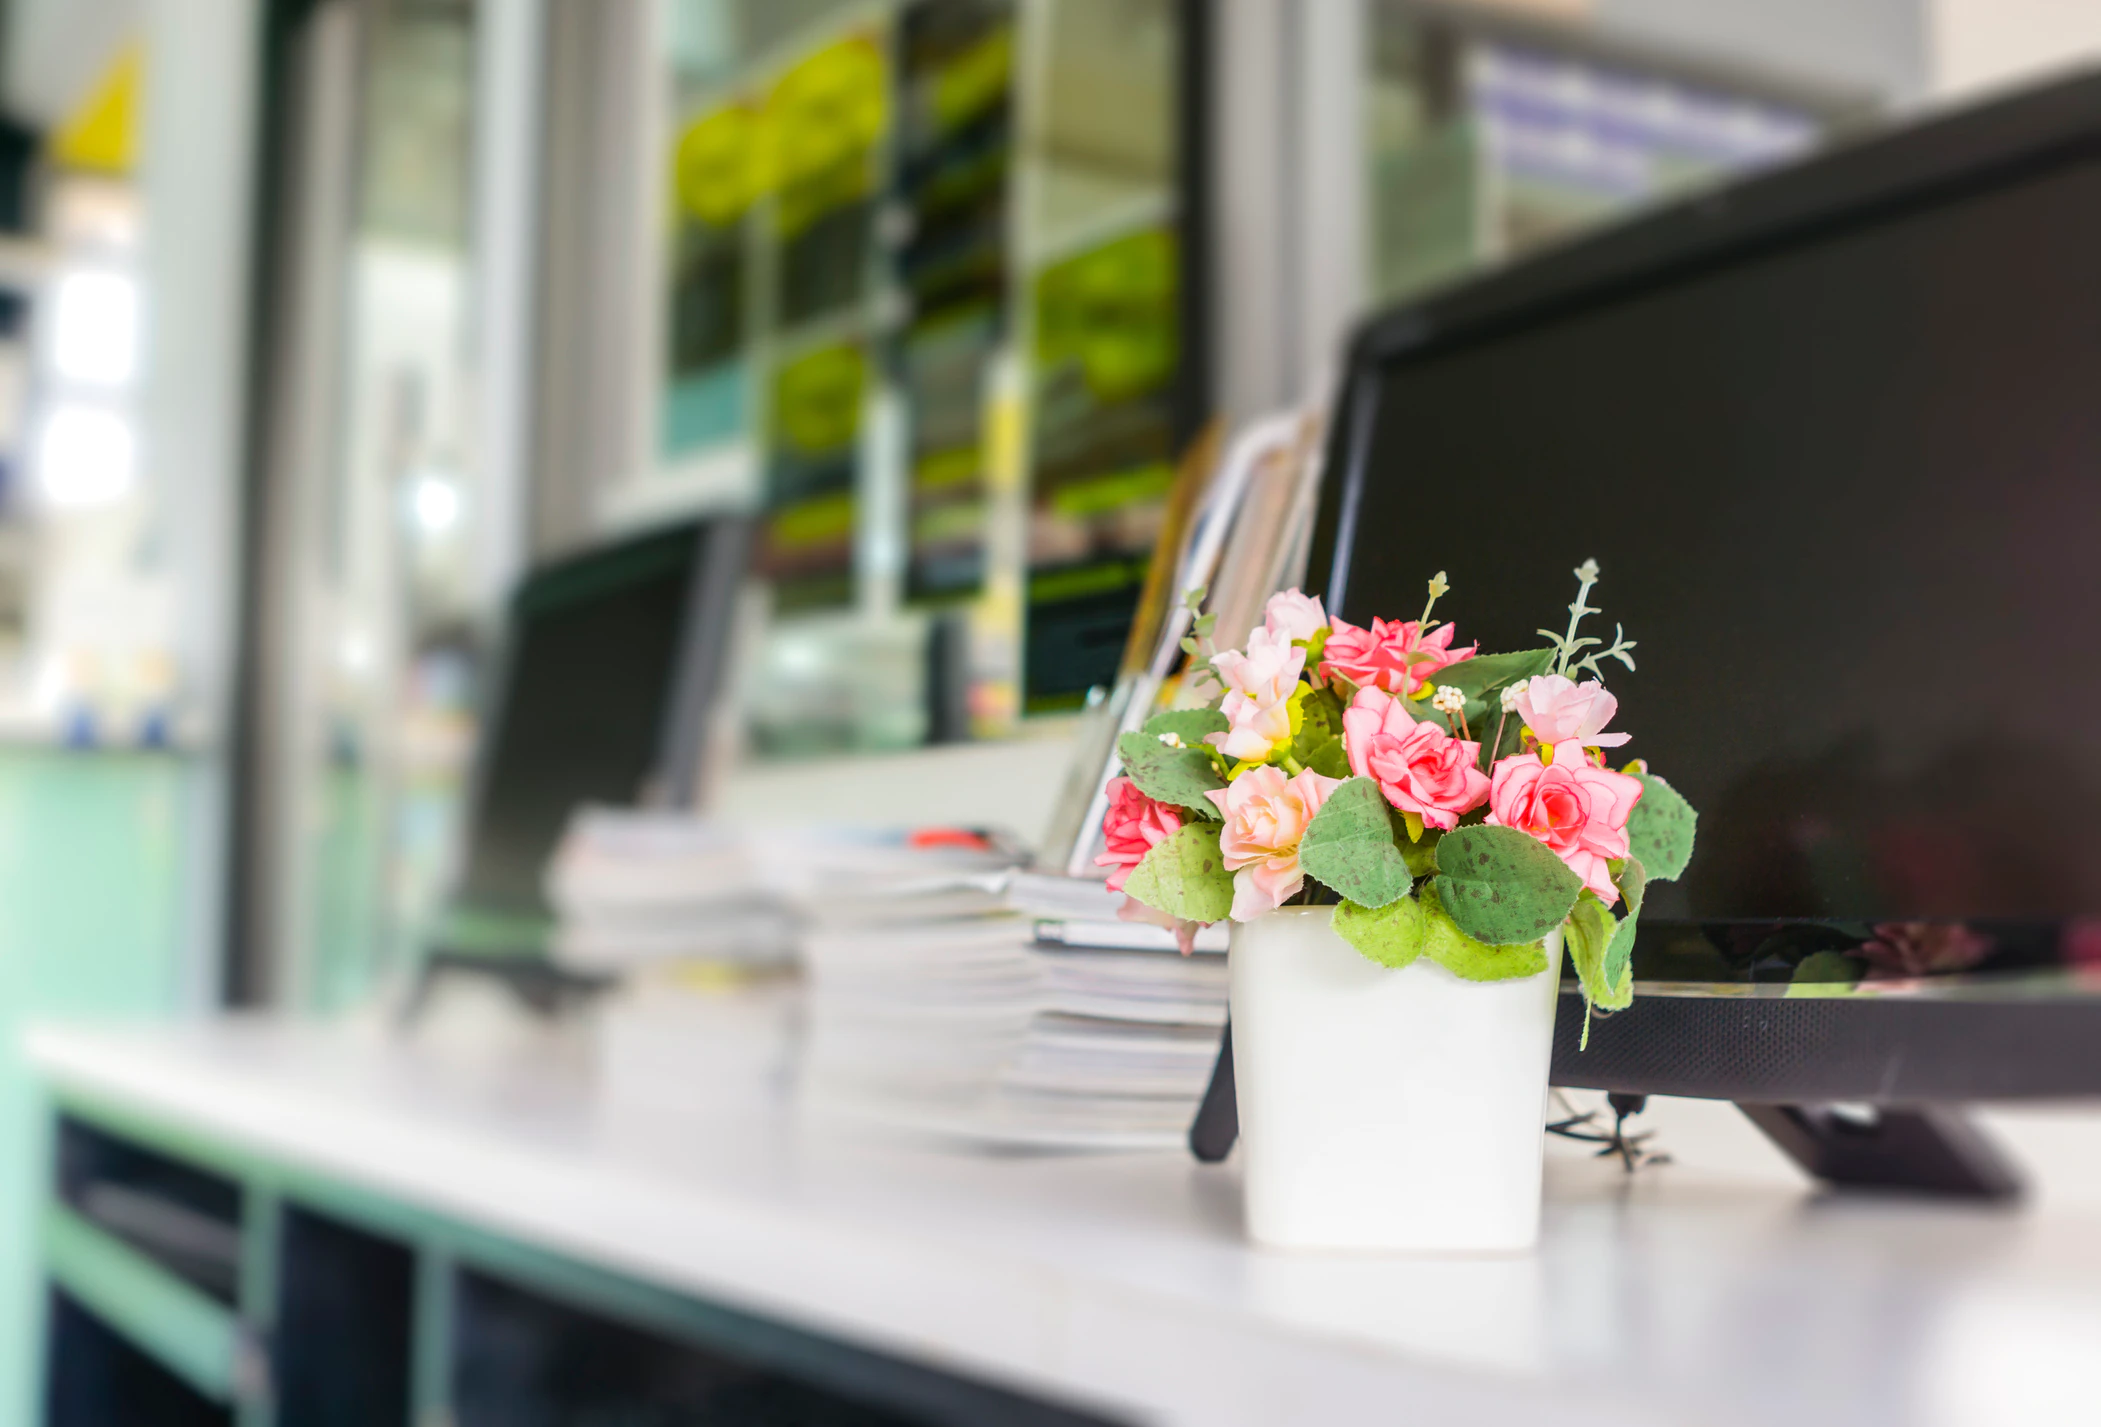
[[1098, 560, 1699, 1038]]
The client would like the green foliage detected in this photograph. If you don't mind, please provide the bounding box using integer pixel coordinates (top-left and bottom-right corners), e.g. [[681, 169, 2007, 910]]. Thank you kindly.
[[1334, 894, 1426, 969], [1432, 825, 1584, 946], [1431, 647, 1556, 724], [1298, 778, 1415, 909], [1626, 771, 1697, 881], [1419, 887, 1549, 981], [1291, 684, 1352, 778], [1566, 893, 1632, 1015], [1434, 647, 1557, 698], [1116, 730, 1226, 816], [1142, 708, 1229, 745], [1603, 855, 1646, 992], [1400, 830, 1440, 878], [1122, 823, 1235, 923]]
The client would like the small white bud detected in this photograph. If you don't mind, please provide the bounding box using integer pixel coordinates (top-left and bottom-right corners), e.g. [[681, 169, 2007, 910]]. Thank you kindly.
[[1500, 678, 1530, 713], [1432, 686, 1466, 716], [1158, 731, 1185, 748]]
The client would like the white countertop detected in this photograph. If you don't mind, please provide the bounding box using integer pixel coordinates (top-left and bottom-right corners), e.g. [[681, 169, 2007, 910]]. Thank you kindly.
[[26, 1018, 2101, 1427]]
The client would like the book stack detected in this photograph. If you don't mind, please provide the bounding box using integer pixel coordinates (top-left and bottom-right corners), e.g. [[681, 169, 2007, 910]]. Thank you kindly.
[[799, 872, 1229, 1150]]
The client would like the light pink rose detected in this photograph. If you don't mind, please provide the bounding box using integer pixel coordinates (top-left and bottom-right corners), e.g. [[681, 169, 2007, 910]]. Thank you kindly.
[[1319, 616, 1476, 697], [1486, 753, 1644, 904], [1513, 674, 1630, 762], [1094, 776, 1183, 892], [1203, 765, 1342, 921], [1342, 686, 1490, 831], [1206, 626, 1305, 763], [1262, 588, 1328, 643]]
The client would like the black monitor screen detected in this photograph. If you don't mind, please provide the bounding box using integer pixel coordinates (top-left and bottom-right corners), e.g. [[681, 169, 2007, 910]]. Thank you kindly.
[[453, 525, 702, 919], [1323, 149, 2101, 984]]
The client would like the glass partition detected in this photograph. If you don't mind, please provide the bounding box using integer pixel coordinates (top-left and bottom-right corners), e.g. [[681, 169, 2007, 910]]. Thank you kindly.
[[1364, 1, 1844, 307], [659, 0, 1191, 756]]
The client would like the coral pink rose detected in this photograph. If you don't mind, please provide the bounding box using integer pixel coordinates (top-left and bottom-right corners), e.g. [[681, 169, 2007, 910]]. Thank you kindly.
[[1342, 686, 1490, 831], [1262, 588, 1328, 643], [1513, 674, 1630, 758], [1319, 616, 1476, 697], [1203, 765, 1342, 921], [1094, 776, 1183, 892], [1486, 753, 1644, 904], [1207, 626, 1305, 763]]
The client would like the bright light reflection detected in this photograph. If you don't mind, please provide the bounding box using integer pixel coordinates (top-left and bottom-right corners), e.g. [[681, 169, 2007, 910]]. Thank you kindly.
[[37, 406, 136, 508], [51, 271, 139, 386], [410, 473, 461, 534]]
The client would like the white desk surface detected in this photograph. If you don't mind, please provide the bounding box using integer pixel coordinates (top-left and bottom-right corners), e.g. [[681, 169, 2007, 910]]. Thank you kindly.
[[25, 1018, 2101, 1427]]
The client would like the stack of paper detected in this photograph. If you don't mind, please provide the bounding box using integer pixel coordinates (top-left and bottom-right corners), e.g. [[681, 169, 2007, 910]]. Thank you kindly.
[[544, 810, 1028, 974], [799, 879, 1230, 1150], [545, 810, 794, 973]]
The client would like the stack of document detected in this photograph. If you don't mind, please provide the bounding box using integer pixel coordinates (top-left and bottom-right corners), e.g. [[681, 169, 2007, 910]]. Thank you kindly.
[[544, 810, 1028, 974], [545, 810, 795, 973], [800, 875, 1230, 1150]]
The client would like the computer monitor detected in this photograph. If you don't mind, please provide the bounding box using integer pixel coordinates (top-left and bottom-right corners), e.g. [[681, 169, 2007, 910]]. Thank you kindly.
[[440, 515, 749, 948], [1304, 70, 2101, 1193]]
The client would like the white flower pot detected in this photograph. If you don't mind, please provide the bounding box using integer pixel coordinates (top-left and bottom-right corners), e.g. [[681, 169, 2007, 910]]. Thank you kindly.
[[1230, 905, 1564, 1253]]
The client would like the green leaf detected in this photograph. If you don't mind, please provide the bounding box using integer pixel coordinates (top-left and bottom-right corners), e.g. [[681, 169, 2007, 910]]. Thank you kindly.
[[1121, 824, 1235, 923], [1431, 824, 1585, 946], [1298, 778, 1416, 909], [1116, 730, 1227, 815], [1400, 831, 1439, 878], [1431, 647, 1555, 698], [1602, 855, 1646, 991], [1626, 771, 1697, 882], [1565, 894, 1631, 1012], [1334, 894, 1426, 969], [1290, 684, 1352, 778], [1419, 886, 1548, 981], [1142, 707, 1229, 745], [1423, 647, 1557, 726]]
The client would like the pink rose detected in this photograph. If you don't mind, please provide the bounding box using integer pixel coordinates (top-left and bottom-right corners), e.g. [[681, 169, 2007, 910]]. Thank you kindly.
[[1486, 753, 1644, 904], [1319, 616, 1476, 697], [1206, 627, 1305, 763], [1203, 765, 1342, 921], [1342, 686, 1490, 831], [1262, 588, 1328, 643], [1513, 674, 1630, 759], [1094, 776, 1183, 892]]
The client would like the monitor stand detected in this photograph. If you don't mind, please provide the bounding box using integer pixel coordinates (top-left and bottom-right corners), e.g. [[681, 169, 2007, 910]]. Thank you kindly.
[[1736, 1102, 2024, 1201], [1186, 1021, 2028, 1201]]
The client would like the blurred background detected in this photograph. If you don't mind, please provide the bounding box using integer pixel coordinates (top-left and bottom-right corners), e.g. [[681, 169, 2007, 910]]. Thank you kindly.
[[0, 0, 2097, 1416]]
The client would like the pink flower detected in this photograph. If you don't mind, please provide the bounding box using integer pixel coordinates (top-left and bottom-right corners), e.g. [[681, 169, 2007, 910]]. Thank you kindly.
[[1486, 753, 1644, 904], [1203, 765, 1342, 921], [1206, 627, 1305, 763], [1319, 616, 1476, 697], [1262, 588, 1328, 643], [1094, 776, 1183, 892], [1342, 686, 1490, 831], [1512, 674, 1630, 760]]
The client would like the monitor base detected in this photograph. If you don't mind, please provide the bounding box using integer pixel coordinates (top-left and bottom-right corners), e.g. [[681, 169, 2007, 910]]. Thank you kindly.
[[1737, 1102, 2025, 1201]]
